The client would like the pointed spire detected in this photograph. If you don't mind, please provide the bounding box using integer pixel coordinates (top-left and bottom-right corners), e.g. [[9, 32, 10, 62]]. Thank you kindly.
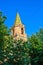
[[14, 12, 22, 25]]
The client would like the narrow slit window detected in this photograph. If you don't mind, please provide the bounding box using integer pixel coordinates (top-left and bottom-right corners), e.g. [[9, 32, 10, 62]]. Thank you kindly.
[[21, 28, 24, 34]]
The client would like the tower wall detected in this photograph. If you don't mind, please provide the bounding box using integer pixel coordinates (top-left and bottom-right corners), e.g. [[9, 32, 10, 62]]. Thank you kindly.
[[11, 13, 27, 41]]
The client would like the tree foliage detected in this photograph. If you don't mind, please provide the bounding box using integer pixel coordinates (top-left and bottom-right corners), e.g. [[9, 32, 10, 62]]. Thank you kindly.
[[0, 12, 43, 65], [29, 29, 43, 65]]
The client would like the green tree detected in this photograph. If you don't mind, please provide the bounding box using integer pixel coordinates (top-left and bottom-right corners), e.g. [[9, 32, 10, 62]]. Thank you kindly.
[[36, 28, 43, 42], [29, 29, 43, 65], [0, 12, 8, 49], [0, 12, 10, 65], [2, 40, 31, 65]]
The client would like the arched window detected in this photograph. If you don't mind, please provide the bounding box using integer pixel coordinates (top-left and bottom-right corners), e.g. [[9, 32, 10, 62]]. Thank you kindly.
[[21, 28, 24, 34]]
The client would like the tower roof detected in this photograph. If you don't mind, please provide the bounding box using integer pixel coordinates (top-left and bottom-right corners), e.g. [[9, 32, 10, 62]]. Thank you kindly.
[[14, 12, 22, 25]]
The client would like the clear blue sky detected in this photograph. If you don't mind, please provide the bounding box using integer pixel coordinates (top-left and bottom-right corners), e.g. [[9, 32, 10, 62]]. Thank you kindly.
[[0, 0, 43, 36]]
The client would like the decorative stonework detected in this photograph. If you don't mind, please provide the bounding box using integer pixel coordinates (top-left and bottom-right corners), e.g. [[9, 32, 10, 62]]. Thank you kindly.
[[11, 13, 27, 41]]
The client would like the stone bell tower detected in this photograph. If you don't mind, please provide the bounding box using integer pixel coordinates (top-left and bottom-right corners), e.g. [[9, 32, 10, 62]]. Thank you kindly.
[[11, 13, 27, 41]]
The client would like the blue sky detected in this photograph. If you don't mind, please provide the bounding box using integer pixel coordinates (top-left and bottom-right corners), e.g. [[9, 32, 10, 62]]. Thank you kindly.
[[0, 0, 43, 36]]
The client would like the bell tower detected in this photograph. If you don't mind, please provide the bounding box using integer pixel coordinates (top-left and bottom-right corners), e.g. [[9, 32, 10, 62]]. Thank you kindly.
[[11, 13, 27, 41]]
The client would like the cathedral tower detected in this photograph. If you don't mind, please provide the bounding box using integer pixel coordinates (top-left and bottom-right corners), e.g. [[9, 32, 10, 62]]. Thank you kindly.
[[11, 13, 27, 41]]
